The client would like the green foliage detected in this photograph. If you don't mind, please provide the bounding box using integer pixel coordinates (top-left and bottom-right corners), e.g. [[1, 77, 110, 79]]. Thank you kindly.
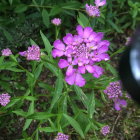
[[0, 0, 139, 139]]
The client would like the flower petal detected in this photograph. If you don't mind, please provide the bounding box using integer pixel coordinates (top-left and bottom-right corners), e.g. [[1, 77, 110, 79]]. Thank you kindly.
[[58, 59, 69, 68], [92, 65, 104, 78], [83, 27, 93, 38], [66, 65, 74, 76], [65, 72, 76, 85], [63, 33, 73, 45], [78, 66, 86, 74], [53, 40, 65, 50], [52, 49, 64, 58], [75, 72, 86, 87], [85, 65, 94, 73], [76, 25, 83, 37]]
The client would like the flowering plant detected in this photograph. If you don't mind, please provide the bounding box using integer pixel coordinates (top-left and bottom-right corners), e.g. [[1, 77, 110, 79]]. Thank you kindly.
[[0, 0, 132, 139]]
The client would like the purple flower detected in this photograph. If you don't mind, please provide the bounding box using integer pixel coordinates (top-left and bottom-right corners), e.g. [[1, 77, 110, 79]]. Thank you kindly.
[[92, 65, 104, 78], [19, 45, 40, 61], [0, 93, 11, 106], [85, 4, 100, 17], [104, 81, 128, 111], [52, 25, 110, 86], [114, 99, 127, 111], [1, 48, 12, 56], [101, 125, 110, 136], [95, 0, 106, 7], [19, 51, 27, 57], [65, 69, 86, 87], [55, 133, 69, 140], [51, 18, 61, 26], [104, 81, 122, 99], [52, 40, 66, 58]]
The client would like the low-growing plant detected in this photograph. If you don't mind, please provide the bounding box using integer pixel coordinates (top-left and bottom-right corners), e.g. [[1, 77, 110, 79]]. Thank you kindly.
[[0, 0, 136, 139]]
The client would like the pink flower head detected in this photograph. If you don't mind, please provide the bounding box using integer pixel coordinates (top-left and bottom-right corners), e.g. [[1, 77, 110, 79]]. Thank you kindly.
[[104, 81, 122, 99], [51, 18, 61, 26], [55, 133, 69, 140], [101, 125, 110, 136], [114, 99, 127, 111], [85, 4, 100, 17], [0, 93, 11, 106], [52, 25, 110, 87], [65, 69, 86, 87], [95, 0, 106, 7], [1, 48, 12, 56], [19, 45, 40, 61]]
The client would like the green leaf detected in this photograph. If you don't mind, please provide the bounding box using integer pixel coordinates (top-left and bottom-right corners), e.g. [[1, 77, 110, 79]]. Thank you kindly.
[[40, 30, 52, 55], [34, 63, 43, 79], [50, 72, 63, 111], [63, 114, 85, 138], [0, 62, 17, 70], [105, 63, 118, 76], [9, 0, 13, 5], [74, 85, 88, 108], [13, 109, 27, 117], [39, 127, 58, 132], [3, 29, 13, 42], [5, 67, 24, 72], [49, 6, 62, 16], [5, 98, 21, 109], [23, 101, 34, 130], [30, 39, 38, 46], [77, 12, 89, 27], [14, 4, 28, 13], [38, 82, 54, 91], [44, 62, 59, 77], [62, 1, 82, 9], [24, 96, 37, 101], [42, 9, 50, 28], [27, 112, 56, 120], [87, 91, 95, 119], [32, 0, 40, 11], [107, 20, 123, 33]]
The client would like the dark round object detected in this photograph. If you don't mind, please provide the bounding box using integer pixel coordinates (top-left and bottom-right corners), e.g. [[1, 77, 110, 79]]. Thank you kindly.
[[119, 28, 140, 103]]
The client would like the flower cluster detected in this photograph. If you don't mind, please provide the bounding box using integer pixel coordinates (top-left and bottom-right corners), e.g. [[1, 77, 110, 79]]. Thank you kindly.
[[51, 18, 61, 26], [101, 125, 110, 136], [85, 0, 106, 17], [52, 25, 110, 87], [19, 45, 40, 61], [104, 81, 127, 111], [1, 48, 12, 56], [0, 93, 11, 106], [54, 133, 69, 140]]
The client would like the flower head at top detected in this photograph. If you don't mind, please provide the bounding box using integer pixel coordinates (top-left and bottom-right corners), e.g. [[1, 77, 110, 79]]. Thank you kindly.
[[85, 0, 106, 17], [19, 45, 40, 61], [51, 18, 62, 26], [101, 125, 110, 136], [95, 0, 106, 7], [52, 25, 110, 87], [1, 48, 12, 56], [0, 93, 11, 106], [85, 4, 100, 17], [54, 133, 69, 140]]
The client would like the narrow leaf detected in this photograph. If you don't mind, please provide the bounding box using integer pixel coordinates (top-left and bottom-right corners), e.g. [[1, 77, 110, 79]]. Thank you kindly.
[[63, 114, 85, 138], [42, 9, 50, 28]]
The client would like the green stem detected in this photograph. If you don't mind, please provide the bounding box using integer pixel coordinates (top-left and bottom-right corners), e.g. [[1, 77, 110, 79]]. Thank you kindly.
[[28, 4, 85, 11]]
